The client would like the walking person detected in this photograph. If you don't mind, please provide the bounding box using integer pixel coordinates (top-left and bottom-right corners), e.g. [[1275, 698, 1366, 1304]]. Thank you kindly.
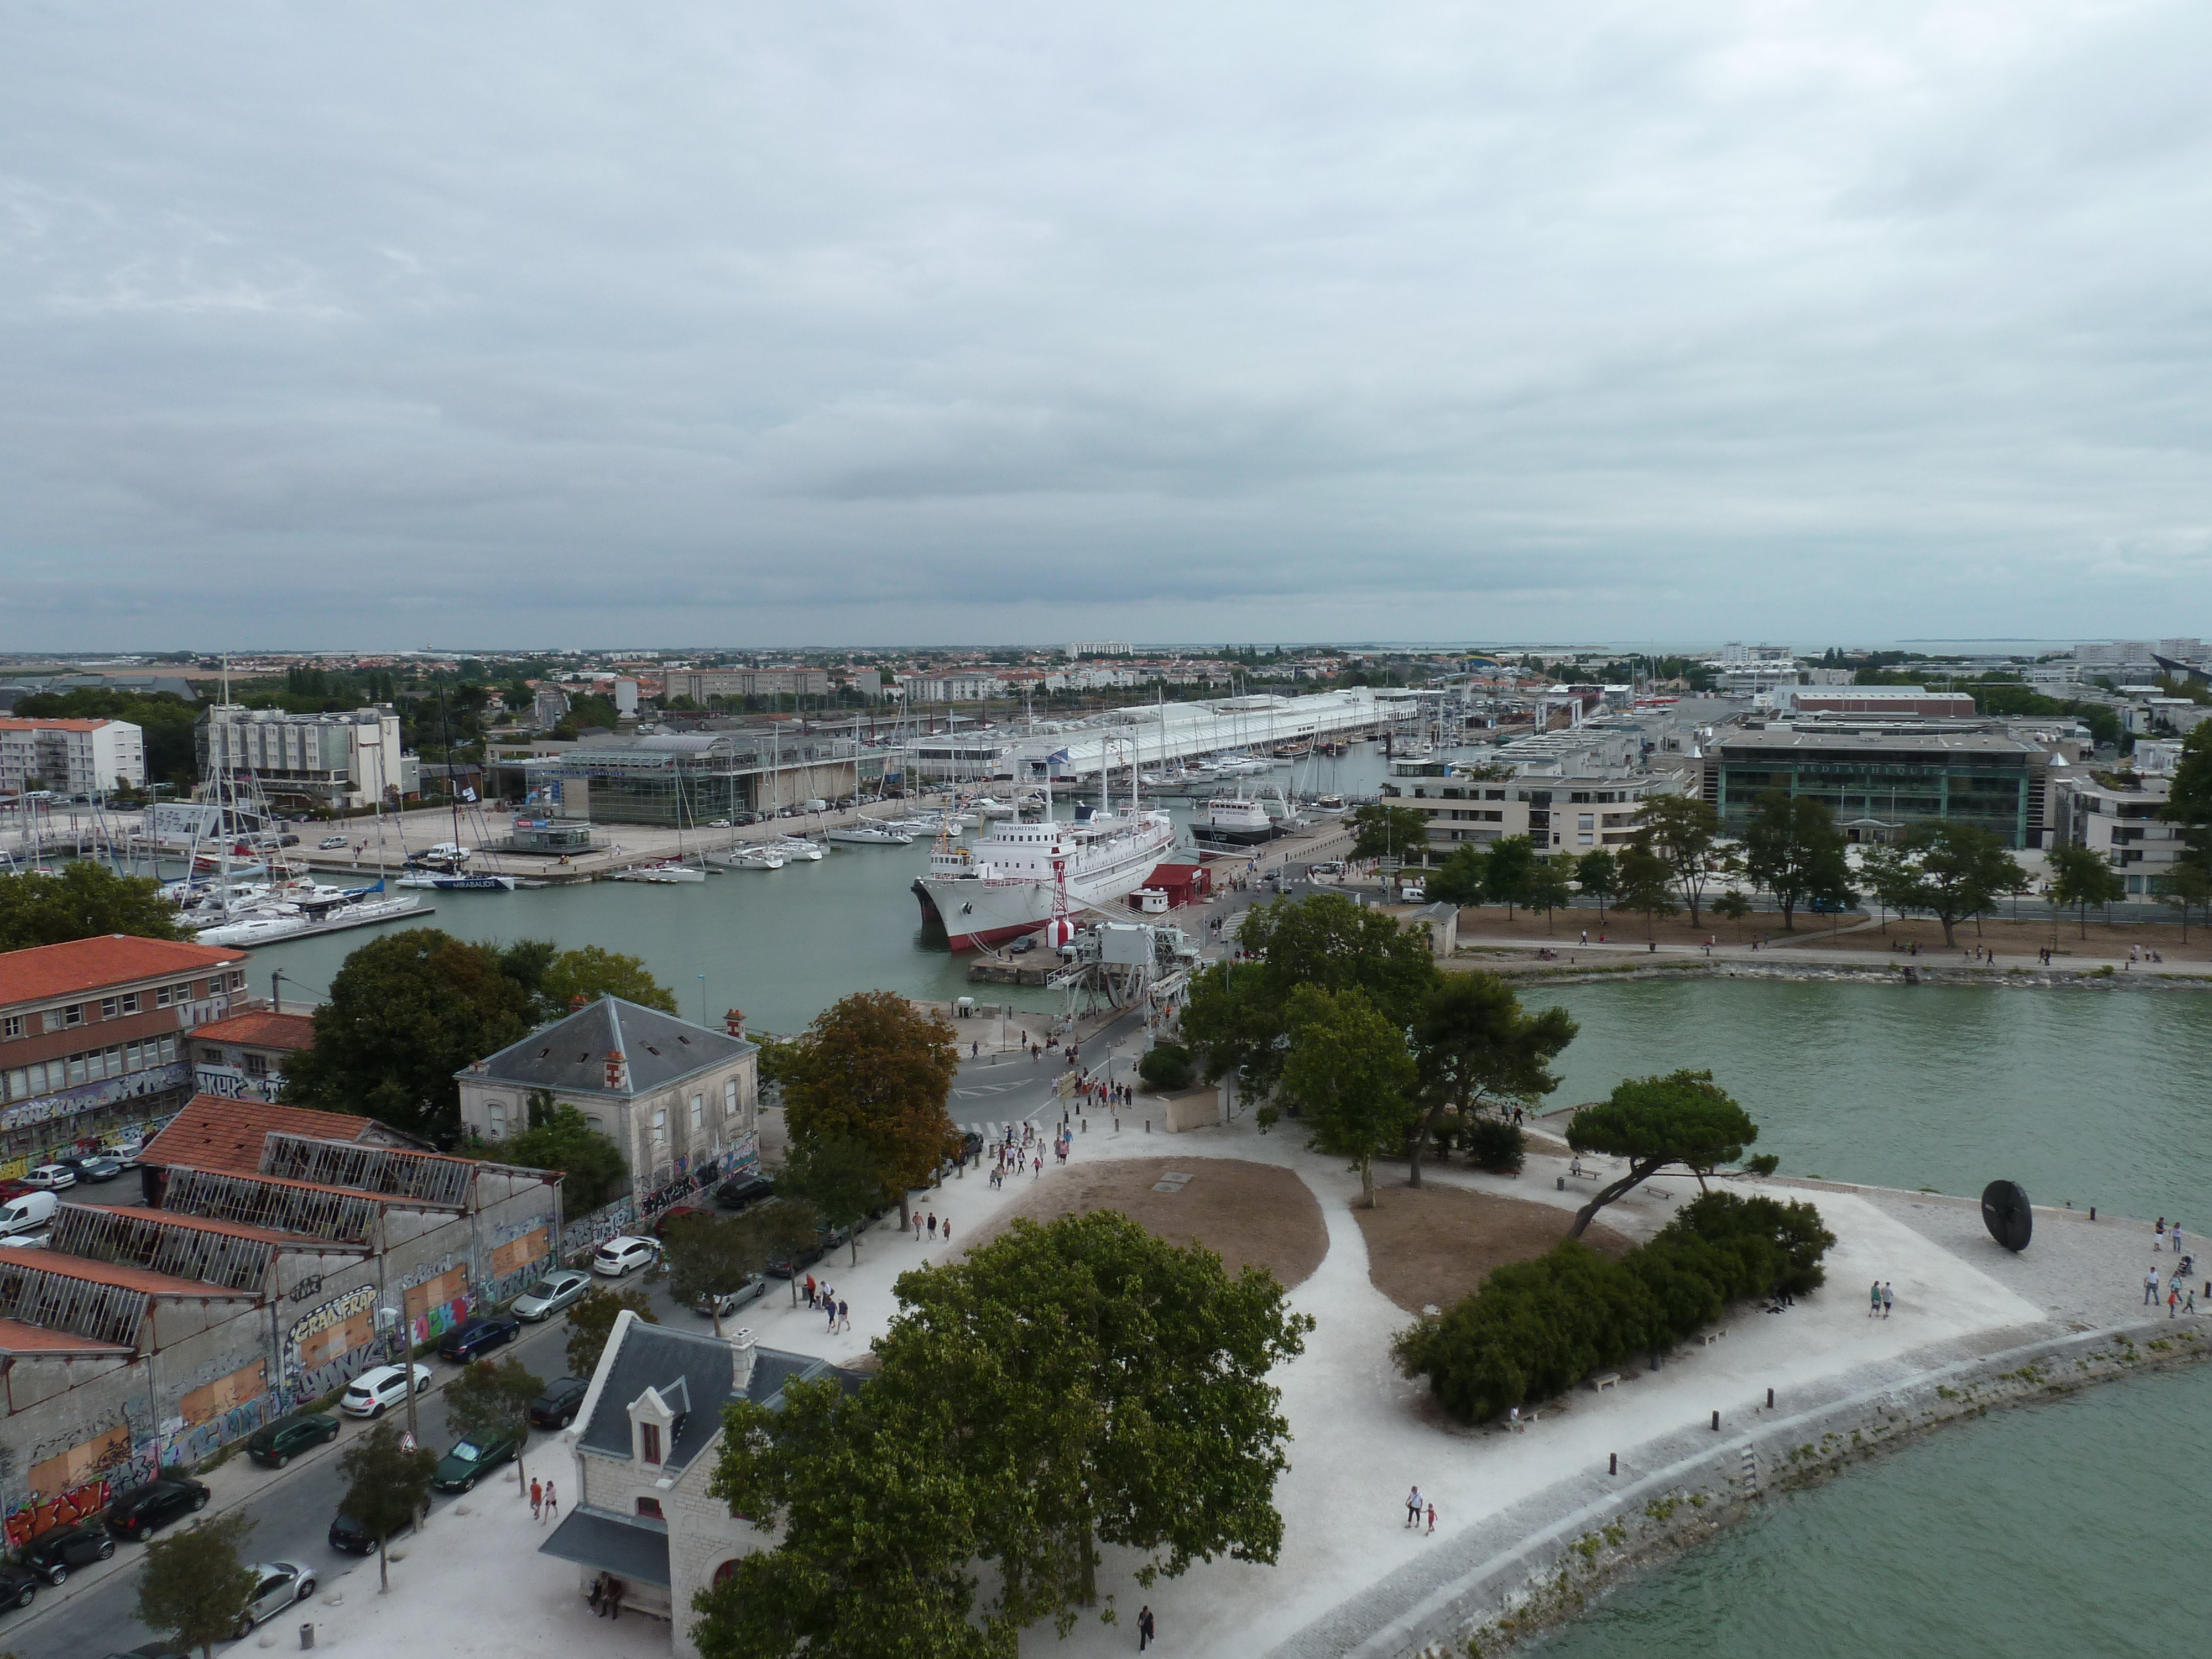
[[1426, 1501, 1437, 1534], [531, 1477, 543, 1520], [1870, 1281, 1882, 1318], [542, 1480, 558, 1522], [1406, 1485, 1422, 1527], [1138, 1605, 1156, 1651], [1881, 1281, 1893, 1318], [838, 1297, 851, 1333], [2146, 1266, 2162, 1305]]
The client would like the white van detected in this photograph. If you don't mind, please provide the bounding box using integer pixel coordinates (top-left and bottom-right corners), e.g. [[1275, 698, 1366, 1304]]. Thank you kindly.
[[0, 1191, 59, 1238]]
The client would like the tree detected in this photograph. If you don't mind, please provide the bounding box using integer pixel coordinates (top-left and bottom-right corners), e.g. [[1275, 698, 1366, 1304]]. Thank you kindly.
[[1279, 985, 1418, 1208], [1480, 835, 1537, 916], [779, 992, 960, 1230], [12, 687, 204, 788], [540, 946, 679, 1016], [1523, 856, 1574, 929], [1563, 1070, 1757, 1237], [779, 1134, 886, 1267], [1711, 890, 1752, 937], [1740, 791, 1854, 930], [1574, 848, 1618, 921], [2046, 842, 2127, 939], [749, 1197, 827, 1307], [1427, 844, 1489, 907], [1181, 892, 1439, 1097], [137, 1512, 259, 1658], [1860, 823, 2029, 947], [663, 1211, 775, 1334], [2156, 857, 2212, 941], [2158, 724, 2212, 847], [489, 1099, 628, 1212], [1406, 972, 1577, 1188], [1136, 1042, 1195, 1091], [709, 1211, 1311, 1637], [442, 1354, 544, 1490], [1615, 839, 1679, 937], [281, 928, 533, 1138], [566, 1284, 658, 1375], [1634, 796, 1732, 926], [1348, 802, 1431, 865], [338, 1422, 438, 1593], [0, 862, 192, 951]]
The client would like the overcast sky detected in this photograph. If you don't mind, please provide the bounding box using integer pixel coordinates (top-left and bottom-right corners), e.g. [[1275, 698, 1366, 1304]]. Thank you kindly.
[[3, 2, 2207, 651]]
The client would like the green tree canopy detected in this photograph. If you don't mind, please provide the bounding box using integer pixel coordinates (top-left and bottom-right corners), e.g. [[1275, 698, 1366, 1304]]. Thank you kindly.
[[1181, 892, 1440, 1095], [566, 1284, 659, 1375], [0, 861, 192, 951], [13, 687, 204, 788], [1480, 834, 1538, 914], [1615, 839, 1679, 936], [1407, 972, 1577, 1188], [486, 1095, 628, 1212], [1858, 823, 2028, 946], [281, 928, 534, 1138], [1427, 844, 1489, 907], [703, 1209, 1313, 1652], [1523, 855, 1575, 927], [1634, 796, 1733, 925], [1574, 847, 1619, 919], [136, 1512, 258, 1659], [662, 1211, 776, 1335], [541, 945, 679, 1016], [1564, 1070, 1758, 1237], [2156, 857, 2212, 941], [1740, 790, 1855, 930], [2045, 842, 2127, 938], [338, 1422, 438, 1593], [778, 1133, 884, 1266], [443, 1354, 544, 1488], [779, 992, 961, 1229], [1280, 984, 1419, 1208], [1348, 802, 1431, 864]]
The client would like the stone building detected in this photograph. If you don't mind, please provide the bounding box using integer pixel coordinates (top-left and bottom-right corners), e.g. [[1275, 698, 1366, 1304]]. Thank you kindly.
[[456, 997, 760, 1204], [0, 1097, 560, 1551], [187, 1008, 316, 1103], [539, 1310, 846, 1650]]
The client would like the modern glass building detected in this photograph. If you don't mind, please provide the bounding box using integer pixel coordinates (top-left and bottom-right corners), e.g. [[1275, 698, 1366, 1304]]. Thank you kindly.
[[516, 731, 879, 827], [1702, 727, 2050, 848]]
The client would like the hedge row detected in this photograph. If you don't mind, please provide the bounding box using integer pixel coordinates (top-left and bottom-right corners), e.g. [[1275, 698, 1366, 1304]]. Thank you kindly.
[[1392, 1191, 1837, 1423]]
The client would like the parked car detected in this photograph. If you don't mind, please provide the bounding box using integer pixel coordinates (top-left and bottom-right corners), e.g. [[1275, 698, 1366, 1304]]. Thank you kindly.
[[326, 1512, 382, 1556], [19, 1165, 75, 1191], [17, 1519, 115, 1584], [233, 1561, 316, 1635], [591, 1235, 660, 1277], [432, 1425, 522, 1493], [528, 1376, 590, 1429], [246, 1411, 340, 1468], [714, 1172, 774, 1213], [0, 1562, 37, 1612], [650, 1203, 715, 1240], [0, 1232, 50, 1250], [0, 1191, 59, 1238], [1009, 934, 1035, 954], [697, 1274, 769, 1319], [436, 1313, 521, 1362], [103, 1478, 210, 1540], [338, 1363, 432, 1419], [707, 818, 732, 828], [510, 1268, 592, 1322], [764, 1236, 826, 1278], [319, 834, 349, 849], [57, 1154, 123, 1183]]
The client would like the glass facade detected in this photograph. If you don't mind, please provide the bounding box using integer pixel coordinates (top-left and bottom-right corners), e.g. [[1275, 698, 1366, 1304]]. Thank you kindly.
[[1713, 743, 2032, 847]]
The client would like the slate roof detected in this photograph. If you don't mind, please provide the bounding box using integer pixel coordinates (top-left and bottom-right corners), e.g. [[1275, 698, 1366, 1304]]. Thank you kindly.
[[578, 1319, 829, 1473], [462, 996, 755, 1099], [539, 1507, 671, 1588]]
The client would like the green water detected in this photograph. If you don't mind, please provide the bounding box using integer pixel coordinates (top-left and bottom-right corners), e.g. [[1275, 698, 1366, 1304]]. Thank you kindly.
[[1521, 975, 2212, 1659]]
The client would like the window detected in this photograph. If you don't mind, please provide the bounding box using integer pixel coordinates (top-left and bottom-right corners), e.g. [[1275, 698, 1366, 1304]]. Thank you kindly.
[[158, 1034, 178, 1064], [1577, 814, 1594, 831], [0, 1016, 19, 1041], [488, 1102, 508, 1137], [724, 1079, 739, 1118], [640, 1422, 661, 1463], [635, 1495, 664, 1517], [651, 1108, 667, 1144], [690, 1094, 703, 1130], [229, 972, 247, 992], [202, 1047, 226, 1065], [244, 1053, 268, 1077]]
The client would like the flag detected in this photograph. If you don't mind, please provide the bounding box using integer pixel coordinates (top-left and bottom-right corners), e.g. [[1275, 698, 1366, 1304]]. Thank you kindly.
[[461, 787, 479, 803], [1048, 748, 1071, 765]]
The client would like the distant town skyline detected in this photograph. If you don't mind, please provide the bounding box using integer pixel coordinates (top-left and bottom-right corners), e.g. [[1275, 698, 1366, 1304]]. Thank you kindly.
[[5, 3, 2208, 651]]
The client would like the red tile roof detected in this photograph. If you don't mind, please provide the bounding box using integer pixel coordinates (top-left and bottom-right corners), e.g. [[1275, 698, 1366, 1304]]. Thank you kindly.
[[0, 717, 117, 733], [141, 1094, 379, 1178], [0, 1246, 261, 1298], [0, 1317, 133, 1357], [0, 935, 247, 1008], [189, 1009, 317, 1052]]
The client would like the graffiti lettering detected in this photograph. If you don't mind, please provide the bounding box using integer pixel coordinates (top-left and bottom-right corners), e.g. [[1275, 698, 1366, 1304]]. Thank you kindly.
[[288, 1274, 326, 1304]]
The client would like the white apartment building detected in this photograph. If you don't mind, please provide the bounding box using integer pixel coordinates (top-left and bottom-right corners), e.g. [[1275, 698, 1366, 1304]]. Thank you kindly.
[[0, 717, 145, 797], [898, 671, 1009, 702], [1384, 759, 1677, 858], [197, 705, 408, 811], [2052, 769, 2185, 897]]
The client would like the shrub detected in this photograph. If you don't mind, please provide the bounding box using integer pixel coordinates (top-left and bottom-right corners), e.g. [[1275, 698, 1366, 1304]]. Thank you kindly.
[[1394, 1191, 1835, 1422], [1463, 1118, 1526, 1174], [1138, 1042, 1196, 1092]]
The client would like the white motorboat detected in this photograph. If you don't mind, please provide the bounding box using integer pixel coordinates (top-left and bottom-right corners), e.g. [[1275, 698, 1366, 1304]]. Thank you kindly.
[[1193, 795, 1283, 847], [711, 845, 786, 870], [612, 860, 711, 883], [828, 822, 915, 846], [772, 837, 828, 861]]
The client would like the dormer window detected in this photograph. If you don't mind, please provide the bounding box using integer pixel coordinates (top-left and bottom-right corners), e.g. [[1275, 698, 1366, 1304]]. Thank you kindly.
[[640, 1423, 661, 1463]]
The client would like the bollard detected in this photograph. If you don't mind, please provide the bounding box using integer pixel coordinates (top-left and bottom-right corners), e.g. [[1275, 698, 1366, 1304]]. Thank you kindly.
[[301, 1624, 316, 1650], [1144, 1119, 1151, 1133], [1557, 1175, 1566, 1191], [1766, 1387, 1775, 1409], [2090, 1207, 2096, 1220], [1710, 1410, 1720, 1431], [1609, 1452, 1618, 1475]]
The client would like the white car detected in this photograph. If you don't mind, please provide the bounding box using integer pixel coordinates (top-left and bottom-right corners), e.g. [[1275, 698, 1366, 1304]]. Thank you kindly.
[[591, 1235, 660, 1277], [512, 1268, 593, 1321], [339, 1363, 432, 1418], [19, 1165, 75, 1191], [319, 834, 349, 849], [234, 1561, 317, 1635]]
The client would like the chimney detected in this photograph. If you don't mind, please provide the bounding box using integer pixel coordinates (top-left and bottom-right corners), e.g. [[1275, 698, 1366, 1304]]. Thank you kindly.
[[604, 1049, 628, 1092], [731, 1328, 757, 1394], [724, 1009, 745, 1040], [571, 993, 589, 1013]]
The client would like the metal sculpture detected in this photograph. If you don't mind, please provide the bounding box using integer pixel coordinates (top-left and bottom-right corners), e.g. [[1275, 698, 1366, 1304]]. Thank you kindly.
[[1981, 1180, 2033, 1252]]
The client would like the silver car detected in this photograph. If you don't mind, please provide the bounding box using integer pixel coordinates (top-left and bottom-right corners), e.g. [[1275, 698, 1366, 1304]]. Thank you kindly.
[[697, 1274, 769, 1319], [512, 1268, 593, 1322], [235, 1560, 316, 1635]]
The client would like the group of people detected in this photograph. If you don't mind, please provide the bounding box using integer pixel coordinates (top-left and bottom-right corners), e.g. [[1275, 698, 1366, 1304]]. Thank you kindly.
[[1867, 1281, 1897, 1318], [801, 1275, 852, 1333], [529, 1477, 559, 1521], [586, 1572, 625, 1619], [2148, 1218, 2197, 1317], [909, 1211, 952, 1243], [986, 1119, 1063, 1188], [1402, 1484, 1438, 1533]]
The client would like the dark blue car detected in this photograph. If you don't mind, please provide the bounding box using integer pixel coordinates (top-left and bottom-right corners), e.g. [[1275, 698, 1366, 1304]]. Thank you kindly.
[[435, 1314, 520, 1362]]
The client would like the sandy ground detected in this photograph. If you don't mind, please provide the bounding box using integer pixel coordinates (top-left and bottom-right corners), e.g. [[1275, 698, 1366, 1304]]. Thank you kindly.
[[963, 1155, 1329, 1290], [1349, 1182, 1632, 1312]]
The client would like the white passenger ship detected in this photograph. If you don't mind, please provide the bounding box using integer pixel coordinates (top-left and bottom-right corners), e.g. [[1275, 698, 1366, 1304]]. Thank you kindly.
[[914, 805, 1180, 950]]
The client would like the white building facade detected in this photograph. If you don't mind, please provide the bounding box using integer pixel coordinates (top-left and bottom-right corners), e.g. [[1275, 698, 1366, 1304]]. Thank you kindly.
[[197, 705, 408, 811], [0, 718, 145, 796]]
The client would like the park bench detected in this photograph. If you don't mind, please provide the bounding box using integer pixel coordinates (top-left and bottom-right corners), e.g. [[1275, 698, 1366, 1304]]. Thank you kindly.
[[1589, 1373, 1620, 1392]]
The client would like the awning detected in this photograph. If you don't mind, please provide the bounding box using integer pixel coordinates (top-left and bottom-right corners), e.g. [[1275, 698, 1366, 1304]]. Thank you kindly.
[[539, 1506, 672, 1587]]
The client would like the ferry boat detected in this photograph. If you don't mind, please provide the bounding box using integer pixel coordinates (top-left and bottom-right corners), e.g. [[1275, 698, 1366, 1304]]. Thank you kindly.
[[1192, 794, 1282, 847], [914, 804, 1179, 950]]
